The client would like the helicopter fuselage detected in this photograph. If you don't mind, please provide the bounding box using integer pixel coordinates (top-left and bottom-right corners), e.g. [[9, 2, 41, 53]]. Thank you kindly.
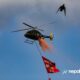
[[24, 30, 44, 40]]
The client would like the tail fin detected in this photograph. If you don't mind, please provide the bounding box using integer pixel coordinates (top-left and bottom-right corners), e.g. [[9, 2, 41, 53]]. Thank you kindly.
[[49, 32, 53, 40]]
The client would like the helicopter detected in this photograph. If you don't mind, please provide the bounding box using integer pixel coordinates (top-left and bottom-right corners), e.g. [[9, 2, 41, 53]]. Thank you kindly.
[[12, 22, 53, 44]]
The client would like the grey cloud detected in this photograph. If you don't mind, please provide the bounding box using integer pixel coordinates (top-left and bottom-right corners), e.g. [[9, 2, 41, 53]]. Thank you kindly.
[[0, 0, 80, 32]]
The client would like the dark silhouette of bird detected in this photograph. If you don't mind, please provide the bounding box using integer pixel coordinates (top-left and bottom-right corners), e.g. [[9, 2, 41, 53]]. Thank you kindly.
[[57, 4, 66, 16]]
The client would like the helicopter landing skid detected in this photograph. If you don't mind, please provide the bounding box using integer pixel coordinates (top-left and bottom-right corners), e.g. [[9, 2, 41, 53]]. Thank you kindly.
[[24, 39, 35, 44]]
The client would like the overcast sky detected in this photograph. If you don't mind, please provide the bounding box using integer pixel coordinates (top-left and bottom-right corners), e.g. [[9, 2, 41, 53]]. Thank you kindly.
[[0, 0, 80, 80]]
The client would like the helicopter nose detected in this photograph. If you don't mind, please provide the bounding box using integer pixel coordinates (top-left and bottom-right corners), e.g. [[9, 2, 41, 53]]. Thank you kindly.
[[24, 33, 27, 37]]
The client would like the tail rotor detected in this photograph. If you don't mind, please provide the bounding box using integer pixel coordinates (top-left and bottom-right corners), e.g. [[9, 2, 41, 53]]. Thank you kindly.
[[49, 32, 53, 40]]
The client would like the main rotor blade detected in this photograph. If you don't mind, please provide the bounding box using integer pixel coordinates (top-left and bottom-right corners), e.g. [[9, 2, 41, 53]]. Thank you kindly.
[[23, 22, 44, 31], [23, 22, 35, 28], [12, 28, 30, 32]]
